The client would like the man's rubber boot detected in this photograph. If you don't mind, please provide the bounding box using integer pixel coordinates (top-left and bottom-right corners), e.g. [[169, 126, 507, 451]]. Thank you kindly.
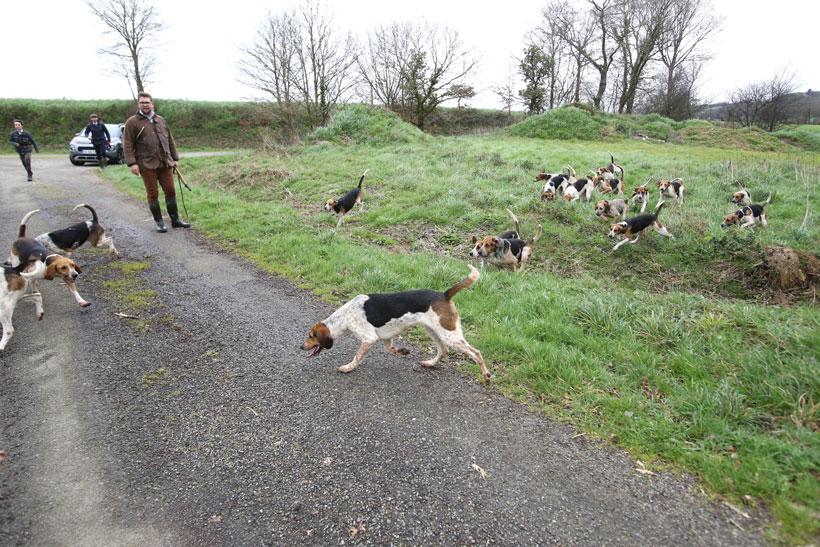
[[149, 201, 167, 232], [166, 198, 191, 228]]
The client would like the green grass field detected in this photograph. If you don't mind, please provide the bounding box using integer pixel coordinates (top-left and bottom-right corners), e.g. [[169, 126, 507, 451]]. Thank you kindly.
[[107, 108, 820, 543]]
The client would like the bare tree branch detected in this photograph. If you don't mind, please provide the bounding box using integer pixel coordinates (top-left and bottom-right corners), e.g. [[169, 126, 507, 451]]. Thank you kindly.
[[86, 0, 166, 97]]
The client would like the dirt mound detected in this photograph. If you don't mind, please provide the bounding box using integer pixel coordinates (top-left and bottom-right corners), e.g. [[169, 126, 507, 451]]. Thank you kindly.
[[765, 245, 820, 300]]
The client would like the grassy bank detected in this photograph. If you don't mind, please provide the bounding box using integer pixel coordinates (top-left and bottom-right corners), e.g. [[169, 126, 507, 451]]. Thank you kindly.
[[105, 123, 820, 542]]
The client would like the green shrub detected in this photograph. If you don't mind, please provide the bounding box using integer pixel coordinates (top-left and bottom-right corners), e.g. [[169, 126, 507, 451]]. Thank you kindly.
[[504, 107, 605, 140], [307, 104, 424, 145]]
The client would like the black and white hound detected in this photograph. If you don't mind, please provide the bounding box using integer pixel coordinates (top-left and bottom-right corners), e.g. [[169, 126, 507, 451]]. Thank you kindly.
[[469, 210, 542, 272], [24, 204, 119, 258], [325, 170, 368, 227], [608, 201, 674, 251], [300, 265, 490, 384], [721, 193, 772, 230]]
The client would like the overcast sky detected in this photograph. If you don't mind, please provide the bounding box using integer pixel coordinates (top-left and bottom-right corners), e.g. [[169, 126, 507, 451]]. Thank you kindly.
[[3, 0, 818, 111]]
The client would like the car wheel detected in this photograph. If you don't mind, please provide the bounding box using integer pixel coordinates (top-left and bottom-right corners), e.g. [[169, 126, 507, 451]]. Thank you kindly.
[[70, 157, 84, 166]]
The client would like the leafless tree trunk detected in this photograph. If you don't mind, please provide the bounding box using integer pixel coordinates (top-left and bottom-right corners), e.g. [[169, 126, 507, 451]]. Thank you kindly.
[[546, 0, 619, 111], [612, 0, 673, 114], [85, 0, 165, 97], [656, 0, 722, 118]]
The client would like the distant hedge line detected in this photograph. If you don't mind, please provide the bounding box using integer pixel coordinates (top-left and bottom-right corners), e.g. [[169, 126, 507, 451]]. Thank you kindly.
[[0, 98, 270, 149]]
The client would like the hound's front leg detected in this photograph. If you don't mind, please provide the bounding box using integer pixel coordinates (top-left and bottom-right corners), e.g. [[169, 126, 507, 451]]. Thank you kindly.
[[336, 215, 344, 228], [65, 280, 91, 307], [338, 341, 373, 373], [612, 236, 630, 251]]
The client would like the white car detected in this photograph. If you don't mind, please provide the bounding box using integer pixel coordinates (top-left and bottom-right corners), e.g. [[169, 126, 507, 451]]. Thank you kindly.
[[68, 123, 125, 166]]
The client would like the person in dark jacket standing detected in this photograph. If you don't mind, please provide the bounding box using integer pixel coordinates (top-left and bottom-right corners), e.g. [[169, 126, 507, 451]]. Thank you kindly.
[[9, 119, 40, 181], [83, 113, 111, 170], [123, 92, 190, 232]]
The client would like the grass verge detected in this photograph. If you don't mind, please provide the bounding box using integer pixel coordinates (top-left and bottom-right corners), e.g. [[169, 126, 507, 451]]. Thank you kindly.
[[105, 134, 819, 543]]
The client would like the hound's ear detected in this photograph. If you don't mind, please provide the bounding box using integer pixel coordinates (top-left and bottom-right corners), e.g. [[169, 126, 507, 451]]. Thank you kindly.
[[74, 263, 83, 274], [471, 236, 478, 244], [43, 262, 56, 280]]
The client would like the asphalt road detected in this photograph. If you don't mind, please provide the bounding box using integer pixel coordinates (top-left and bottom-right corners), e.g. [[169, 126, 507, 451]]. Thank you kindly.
[[0, 155, 766, 546]]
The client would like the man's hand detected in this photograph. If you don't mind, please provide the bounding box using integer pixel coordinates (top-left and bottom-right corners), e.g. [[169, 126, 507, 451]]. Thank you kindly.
[[130, 164, 140, 175], [173, 161, 179, 168]]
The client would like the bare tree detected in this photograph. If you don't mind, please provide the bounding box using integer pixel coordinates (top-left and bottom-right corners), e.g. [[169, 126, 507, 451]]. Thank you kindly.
[[548, 0, 620, 111], [611, 0, 674, 114], [237, 10, 299, 139], [357, 23, 407, 110], [359, 21, 477, 130], [727, 71, 799, 130], [86, 0, 165, 97], [656, 0, 722, 118], [238, 0, 358, 130], [492, 63, 520, 117], [291, 0, 358, 126]]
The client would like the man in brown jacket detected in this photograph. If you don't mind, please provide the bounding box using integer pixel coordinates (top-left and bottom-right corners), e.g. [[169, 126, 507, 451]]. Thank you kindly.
[[123, 92, 190, 232]]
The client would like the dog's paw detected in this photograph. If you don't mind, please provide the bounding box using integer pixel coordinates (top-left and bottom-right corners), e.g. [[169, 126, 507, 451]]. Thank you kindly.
[[419, 359, 437, 368], [79, 301, 91, 308], [483, 372, 492, 385], [396, 347, 410, 355], [337, 363, 356, 373]]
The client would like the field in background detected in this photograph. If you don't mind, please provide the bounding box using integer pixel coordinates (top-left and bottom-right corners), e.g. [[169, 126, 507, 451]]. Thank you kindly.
[[104, 104, 820, 542]]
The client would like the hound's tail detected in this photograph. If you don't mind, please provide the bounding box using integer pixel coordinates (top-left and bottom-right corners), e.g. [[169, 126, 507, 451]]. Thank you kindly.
[[445, 265, 479, 300], [505, 208, 521, 237], [18, 209, 40, 238], [565, 165, 576, 177], [73, 203, 99, 223], [15, 258, 46, 280], [736, 180, 744, 190], [654, 201, 665, 217], [609, 152, 616, 164], [527, 224, 543, 245], [763, 192, 772, 207], [358, 169, 369, 189]]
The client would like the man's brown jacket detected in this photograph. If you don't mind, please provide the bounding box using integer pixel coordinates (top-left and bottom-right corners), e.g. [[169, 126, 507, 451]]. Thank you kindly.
[[123, 111, 179, 170]]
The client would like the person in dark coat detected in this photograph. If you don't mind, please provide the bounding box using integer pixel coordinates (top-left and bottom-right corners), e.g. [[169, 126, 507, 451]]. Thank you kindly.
[[123, 92, 190, 232], [9, 119, 40, 181], [83, 113, 111, 170]]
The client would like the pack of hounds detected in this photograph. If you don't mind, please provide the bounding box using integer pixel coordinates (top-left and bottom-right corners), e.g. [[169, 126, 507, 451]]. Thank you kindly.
[[3, 159, 773, 388]]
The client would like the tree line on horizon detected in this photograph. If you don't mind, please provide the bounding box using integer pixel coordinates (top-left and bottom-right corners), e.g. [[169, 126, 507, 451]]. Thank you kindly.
[[86, 0, 811, 139]]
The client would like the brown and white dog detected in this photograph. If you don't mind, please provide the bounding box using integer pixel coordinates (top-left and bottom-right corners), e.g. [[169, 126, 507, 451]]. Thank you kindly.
[[9, 210, 89, 311], [469, 208, 520, 267], [300, 265, 490, 384], [469, 210, 542, 272], [731, 181, 752, 206], [608, 201, 674, 251], [591, 174, 625, 195], [629, 184, 650, 213], [657, 178, 685, 207], [721, 193, 772, 230], [1, 259, 45, 352], [325, 170, 368, 227], [594, 199, 629, 221], [24, 205, 119, 258], [597, 152, 624, 181]]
